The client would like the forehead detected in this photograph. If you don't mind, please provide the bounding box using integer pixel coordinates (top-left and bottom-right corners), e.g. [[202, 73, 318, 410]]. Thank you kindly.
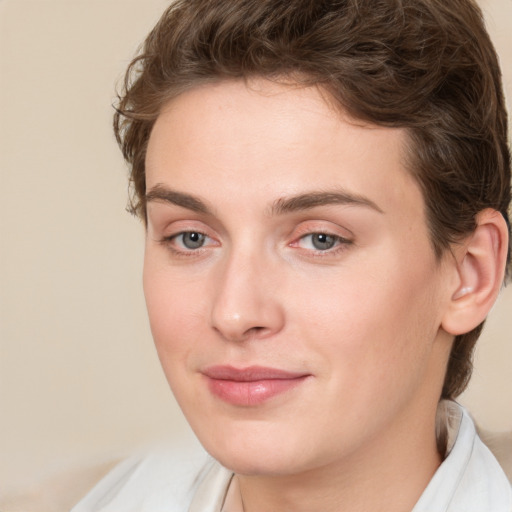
[[145, 79, 425, 227]]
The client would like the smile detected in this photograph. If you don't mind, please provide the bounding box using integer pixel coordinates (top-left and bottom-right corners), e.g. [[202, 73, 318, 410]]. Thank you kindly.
[[202, 366, 310, 406]]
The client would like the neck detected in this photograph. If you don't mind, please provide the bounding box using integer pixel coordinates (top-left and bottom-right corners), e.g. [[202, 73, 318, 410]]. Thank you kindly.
[[236, 402, 442, 512]]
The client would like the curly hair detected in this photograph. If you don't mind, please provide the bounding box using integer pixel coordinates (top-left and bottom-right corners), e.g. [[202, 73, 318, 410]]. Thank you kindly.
[[114, 0, 511, 399]]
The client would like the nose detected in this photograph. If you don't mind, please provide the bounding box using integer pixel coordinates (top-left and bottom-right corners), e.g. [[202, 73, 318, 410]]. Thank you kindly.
[[210, 249, 285, 343]]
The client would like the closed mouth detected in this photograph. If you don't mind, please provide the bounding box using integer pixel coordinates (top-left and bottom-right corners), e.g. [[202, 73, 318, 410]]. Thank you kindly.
[[201, 365, 311, 406]]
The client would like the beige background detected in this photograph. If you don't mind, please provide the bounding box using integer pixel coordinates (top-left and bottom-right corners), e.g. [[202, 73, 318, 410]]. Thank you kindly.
[[1, 0, 511, 497]]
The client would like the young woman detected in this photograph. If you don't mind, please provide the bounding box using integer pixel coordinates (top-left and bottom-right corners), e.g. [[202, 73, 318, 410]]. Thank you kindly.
[[73, 1, 511, 510]]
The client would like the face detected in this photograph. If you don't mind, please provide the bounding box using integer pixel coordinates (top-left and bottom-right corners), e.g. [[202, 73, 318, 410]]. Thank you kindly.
[[143, 79, 453, 477]]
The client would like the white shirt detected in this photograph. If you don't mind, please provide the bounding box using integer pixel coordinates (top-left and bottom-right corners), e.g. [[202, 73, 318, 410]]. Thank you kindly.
[[71, 402, 512, 512]]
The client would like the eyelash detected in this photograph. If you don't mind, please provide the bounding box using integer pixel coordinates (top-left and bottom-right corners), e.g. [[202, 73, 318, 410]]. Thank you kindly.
[[160, 229, 352, 260], [290, 232, 353, 257], [159, 231, 215, 257]]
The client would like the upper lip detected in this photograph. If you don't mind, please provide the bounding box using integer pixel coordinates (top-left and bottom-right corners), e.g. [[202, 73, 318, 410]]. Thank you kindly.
[[202, 365, 309, 382]]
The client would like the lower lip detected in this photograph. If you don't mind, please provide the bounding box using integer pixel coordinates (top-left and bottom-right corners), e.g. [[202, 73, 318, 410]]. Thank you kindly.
[[206, 376, 308, 406]]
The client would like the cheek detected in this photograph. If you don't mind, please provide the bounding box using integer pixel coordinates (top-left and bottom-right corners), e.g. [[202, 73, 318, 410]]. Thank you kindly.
[[143, 257, 207, 363], [291, 252, 441, 386]]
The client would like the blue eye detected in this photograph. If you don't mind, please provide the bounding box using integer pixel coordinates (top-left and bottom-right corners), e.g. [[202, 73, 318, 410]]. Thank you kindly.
[[160, 229, 218, 257], [310, 233, 337, 250], [176, 232, 206, 250], [299, 233, 343, 251]]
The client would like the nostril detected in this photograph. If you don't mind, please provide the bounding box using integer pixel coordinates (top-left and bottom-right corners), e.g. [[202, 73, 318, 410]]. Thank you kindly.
[[249, 326, 266, 333], [210, 284, 286, 342], [242, 326, 270, 340]]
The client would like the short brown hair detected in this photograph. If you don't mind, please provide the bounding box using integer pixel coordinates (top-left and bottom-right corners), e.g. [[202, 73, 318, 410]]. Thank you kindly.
[[114, 0, 511, 399]]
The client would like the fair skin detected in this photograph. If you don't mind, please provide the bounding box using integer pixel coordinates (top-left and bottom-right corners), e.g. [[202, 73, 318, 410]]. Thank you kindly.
[[142, 79, 506, 512]]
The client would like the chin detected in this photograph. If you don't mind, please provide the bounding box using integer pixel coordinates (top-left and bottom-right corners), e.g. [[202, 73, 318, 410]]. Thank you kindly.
[[193, 421, 322, 477], [211, 447, 300, 477]]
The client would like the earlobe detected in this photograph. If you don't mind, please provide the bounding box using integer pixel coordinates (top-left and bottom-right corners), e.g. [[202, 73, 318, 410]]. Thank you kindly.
[[442, 209, 509, 336]]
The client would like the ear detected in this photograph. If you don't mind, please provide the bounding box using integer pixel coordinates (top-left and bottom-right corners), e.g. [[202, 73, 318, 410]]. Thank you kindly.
[[441, 209, 509, 336]]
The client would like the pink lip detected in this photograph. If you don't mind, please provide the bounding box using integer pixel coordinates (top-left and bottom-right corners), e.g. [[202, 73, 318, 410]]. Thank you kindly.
[[202, 365, 310, 406]]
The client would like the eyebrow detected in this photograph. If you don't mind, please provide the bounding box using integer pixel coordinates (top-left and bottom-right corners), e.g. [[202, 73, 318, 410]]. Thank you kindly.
[[270, 190, 384, 215], [145, 185, 384, 216], [145, 184, 212, 214]]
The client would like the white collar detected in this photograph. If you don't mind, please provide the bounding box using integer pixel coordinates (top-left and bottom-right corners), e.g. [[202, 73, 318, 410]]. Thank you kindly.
[[412, 401, 512, 511]]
